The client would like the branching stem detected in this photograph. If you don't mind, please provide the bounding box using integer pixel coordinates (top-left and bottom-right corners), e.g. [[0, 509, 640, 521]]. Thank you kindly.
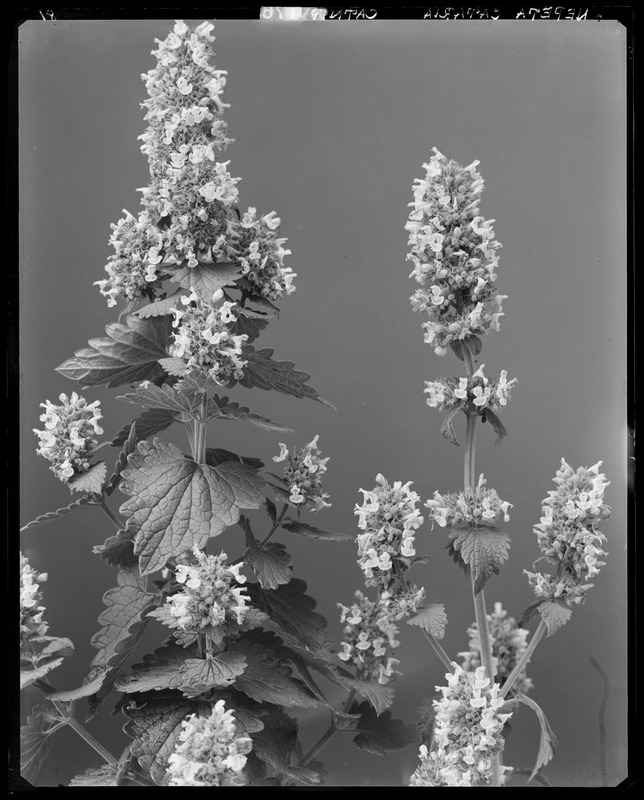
[[98, 499, 122, 530], [499, 620, 546, 700]]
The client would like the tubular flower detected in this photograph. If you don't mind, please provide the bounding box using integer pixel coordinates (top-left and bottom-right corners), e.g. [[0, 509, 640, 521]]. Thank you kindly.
[[524, 459, 610, 606], [337, 590, 402, 685], [425, 474, 512, 530], [410, 665, 512, 786], [148, 549, 254, 647], [272, 435, 331, 512], [20, 553, 49, 648], [459, 602, 533, 697], [354, 474, 423, 588], [406, 147, 506, 356], [33, 392, 103, 483], [98, 20, 295, 306], [166, 700, 252, 786], [424, 366, 516, 413], [168, 289, 248, 383]]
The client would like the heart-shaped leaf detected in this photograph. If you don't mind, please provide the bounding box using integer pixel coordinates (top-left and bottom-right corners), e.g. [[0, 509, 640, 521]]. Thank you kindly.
[[407, 603, 448, 639]]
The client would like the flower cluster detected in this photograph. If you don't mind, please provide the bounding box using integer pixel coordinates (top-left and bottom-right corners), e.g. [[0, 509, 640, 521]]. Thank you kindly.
[[272, 435, 331, 512], [459, 602, 533, 697], [410, 665, 512, 786], [424, 365, 516, 414], [525, 459, 610, 607], [166, 700, 252, 786], [96, 20, 295, 308], [20, 553, 49, 648], [148, 549, 254, 647], [337, 590, 403, 685], [168, 289, 248, 383], [425, 474, 511, 529], [354, 474, 423, 588], [33, 392, 103, 483], [406, 147, 506, 356]]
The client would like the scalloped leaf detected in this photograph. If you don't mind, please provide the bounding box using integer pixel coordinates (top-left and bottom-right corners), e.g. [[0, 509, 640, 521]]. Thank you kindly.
[[55, 315, 171, 388], [169, 261, 242, 302], [68, 462, 107, 494], [72, 569, 156, 717], [111, 408, 176, 448], [177, 654, 248, 693], [230, 635, 321, 709], [205, 447, 264, 471], [123, 690, 212, 785], [440, 405, 462, 447], [104, 422, 137, 496], [157, 357, 188, 377], [280, 518, 353, 542], [539, 600, 572, 636], [335, 675, 396, 716], [244, 525, 293, 590], [20, 496, 92, 532], [134, 293, 184, 319], [246, 578, 328, 644], [20, 701, 73, 784], [230, 310, 271, 343], [20, 636, 75, 689], [93, 528, 137, 568], [252, 707, 321, 786], [116, 642, 195, 694], [351, 701, 419, 755], [407, 603, 448, 639], [207, 394, 292, 432], [448, 527, 511, 594], [119, 438, 266, 574], [482, 408, 507, 448], [516, 694, 558, 780], [118, 384, 200, 417], [233, 346, 333, 406]]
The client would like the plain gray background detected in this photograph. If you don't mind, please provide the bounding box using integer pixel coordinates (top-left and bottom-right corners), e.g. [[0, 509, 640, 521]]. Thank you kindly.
[[19, 17, 627, 787]]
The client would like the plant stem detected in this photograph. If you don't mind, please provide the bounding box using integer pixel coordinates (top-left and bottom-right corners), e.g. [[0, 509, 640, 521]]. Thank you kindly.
[[193, 394, 209, 464], [420, 628, 454, 673], [499, 619, 546, 700], [464, 412, 477, 491], [66, 716, 118, 766], [98, 499, 122, 530], [300, 712, 336, 768], [259, 504, 289, 547]]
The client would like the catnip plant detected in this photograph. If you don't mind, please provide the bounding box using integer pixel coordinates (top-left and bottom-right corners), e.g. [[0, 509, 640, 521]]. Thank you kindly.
[[19, 20, 420, 787]]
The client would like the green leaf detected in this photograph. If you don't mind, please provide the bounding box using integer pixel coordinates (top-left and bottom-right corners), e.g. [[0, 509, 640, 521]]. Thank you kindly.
[[177, 653, 248, 693], [230, 310, 270, 343], [119, 438, 266, 575], [280, 518, 353, 542], [448, 527, 511, 594], [519, 598, 545, 629], [265, 497, 278, 525], [123, 690, 212, 785], [336, 675, 396, 716], [117, 642, 194, 694], [68, 462, 107, 494], [80, 569, 155, 717], [56, 315, 171, 389], [134, 293, 184, 319], [407, 603, 448, 639], [246, 578, 328, 644], [20, 636, 75, 689], [207, 394, 292, 433], [230, 635, 321, 709], [118, 384, 200, 417], [111, 408, 176, 448], [205, 447, 264, 471], [157, 357, 188, 377], [20, 497, 92, 532], [515, 694, 558, 780], [93, 528, 137, 569], [69, 765, 121, 787], [233, 346, 333, 406], [244, 525, 293, 590], [351, 702, 419, 756], [483, 408, 507, 448], [539, 600, 572, 636], [20, 701, 73, 784], [252, 707, 321, 786], [169, 261, 242, 302], [104, 422, 138, 496], [440, 405, 462, 446]]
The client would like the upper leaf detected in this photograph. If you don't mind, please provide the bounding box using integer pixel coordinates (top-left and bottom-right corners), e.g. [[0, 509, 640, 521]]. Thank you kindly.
[[93, 528, 137, 569], [251, 707, 321, 786], [104, 421, 137, 495], [56, 315, 171, 389], [20, 636, 75, 689], [207, 394, 292, 433], [118, 384, 201, 418], [244, 524, 293, 590], [351, 701, 419, 756], [407, 603, 448, 640], [230, 310, 271, 343], [440, 405, 462, 447], [482, 408, 507, 448], [110, 408, 176, 449], [68, 462, 107, 495], [168, 261, 242, 303], [280, 518, 353, 542], [246, 578, 328, 644], [515, 693, 558, 780], [20, 496, 92, 532], [233, 346, 333, 406], [119, 438, 266, 574], [335, 674, 396, 717], [538, 600, 573, 636], [448, 527, 511, 594], [134, 293, 184, 319]]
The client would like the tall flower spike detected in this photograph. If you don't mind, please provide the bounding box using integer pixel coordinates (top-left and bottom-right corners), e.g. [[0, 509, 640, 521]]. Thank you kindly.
[[406, 148, 505, 356], [20, 553, 49, 650], [425, 474, 512, 530], [272, 435, 331, 512], [33, 392, 103, 483], [97, 20, 296, 307], [354, 473, 423, 588], [166, 699, 252, 786], [147, 549, 256, 647], [524, 459, 610, 607], [459, 602, 533, 697]]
